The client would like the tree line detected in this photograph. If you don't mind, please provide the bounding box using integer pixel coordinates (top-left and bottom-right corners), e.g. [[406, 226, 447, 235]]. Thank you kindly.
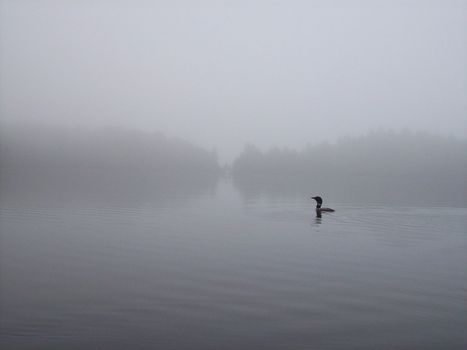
[[232, 130, 467, 206], [0, 123, 221, 199], [1, 125, 465, 205]]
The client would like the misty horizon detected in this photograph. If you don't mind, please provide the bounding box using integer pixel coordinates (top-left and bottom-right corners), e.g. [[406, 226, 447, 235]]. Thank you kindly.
[[1, 123, 465, 207], [1, 0, 466, 161], [1, 121, 466, 164], [1, 2, 467, 349]]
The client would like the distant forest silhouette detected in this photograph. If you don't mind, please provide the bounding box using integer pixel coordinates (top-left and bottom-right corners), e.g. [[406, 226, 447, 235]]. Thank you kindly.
[[1, 125, 465, 206], [0, 124, 220, 201], [232, 130, 467, 206]]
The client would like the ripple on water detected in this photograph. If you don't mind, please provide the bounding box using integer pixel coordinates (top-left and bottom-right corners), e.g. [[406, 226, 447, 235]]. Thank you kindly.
[[1, 196, 466, 350]]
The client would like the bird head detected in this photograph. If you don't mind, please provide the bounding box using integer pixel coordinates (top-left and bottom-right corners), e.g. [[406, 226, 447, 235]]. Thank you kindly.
[[311, 196, 323, 207], [311, 196, 323, 203]]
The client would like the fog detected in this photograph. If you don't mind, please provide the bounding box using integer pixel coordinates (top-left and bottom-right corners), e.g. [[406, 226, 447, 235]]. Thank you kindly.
[[2, 3, 467, 349], [1, 0, 466, 161], [0, 123, 220, 205], [1, 124, 465, 206], [0, 1, 466, 202], [232, 130, 467, 206]]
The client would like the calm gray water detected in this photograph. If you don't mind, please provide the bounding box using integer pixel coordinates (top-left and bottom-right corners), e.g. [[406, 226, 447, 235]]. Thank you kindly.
[[1, 182, 466, 350]]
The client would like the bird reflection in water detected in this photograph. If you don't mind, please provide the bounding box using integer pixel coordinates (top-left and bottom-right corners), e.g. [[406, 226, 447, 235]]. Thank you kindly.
[[314, 215, 322, 225]]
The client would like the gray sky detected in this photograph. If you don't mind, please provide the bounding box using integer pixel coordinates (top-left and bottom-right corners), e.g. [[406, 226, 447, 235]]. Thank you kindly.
[[1, 0, 466, 161]]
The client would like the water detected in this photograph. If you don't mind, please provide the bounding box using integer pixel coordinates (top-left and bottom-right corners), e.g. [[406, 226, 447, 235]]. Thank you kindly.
[[1, 182, 466, 350]]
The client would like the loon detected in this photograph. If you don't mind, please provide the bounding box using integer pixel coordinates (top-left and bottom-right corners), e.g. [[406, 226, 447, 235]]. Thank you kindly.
[[311, 196, 335, 216]]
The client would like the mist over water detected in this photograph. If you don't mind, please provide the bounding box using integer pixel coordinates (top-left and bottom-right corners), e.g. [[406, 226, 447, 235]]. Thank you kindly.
[[1, 125, 467, 349], [1, 181, 466, 350], [1, 1, 467, 349], [232, 130, 467, 207], [1, 124, 465, 207]]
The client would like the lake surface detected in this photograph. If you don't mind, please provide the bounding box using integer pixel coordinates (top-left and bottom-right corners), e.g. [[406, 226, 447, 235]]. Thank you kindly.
[[1, 182, 466, 350]]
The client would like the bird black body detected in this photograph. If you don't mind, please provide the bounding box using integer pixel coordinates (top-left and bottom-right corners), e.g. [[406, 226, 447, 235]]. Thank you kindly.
[[311, 196, 335, 217]]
